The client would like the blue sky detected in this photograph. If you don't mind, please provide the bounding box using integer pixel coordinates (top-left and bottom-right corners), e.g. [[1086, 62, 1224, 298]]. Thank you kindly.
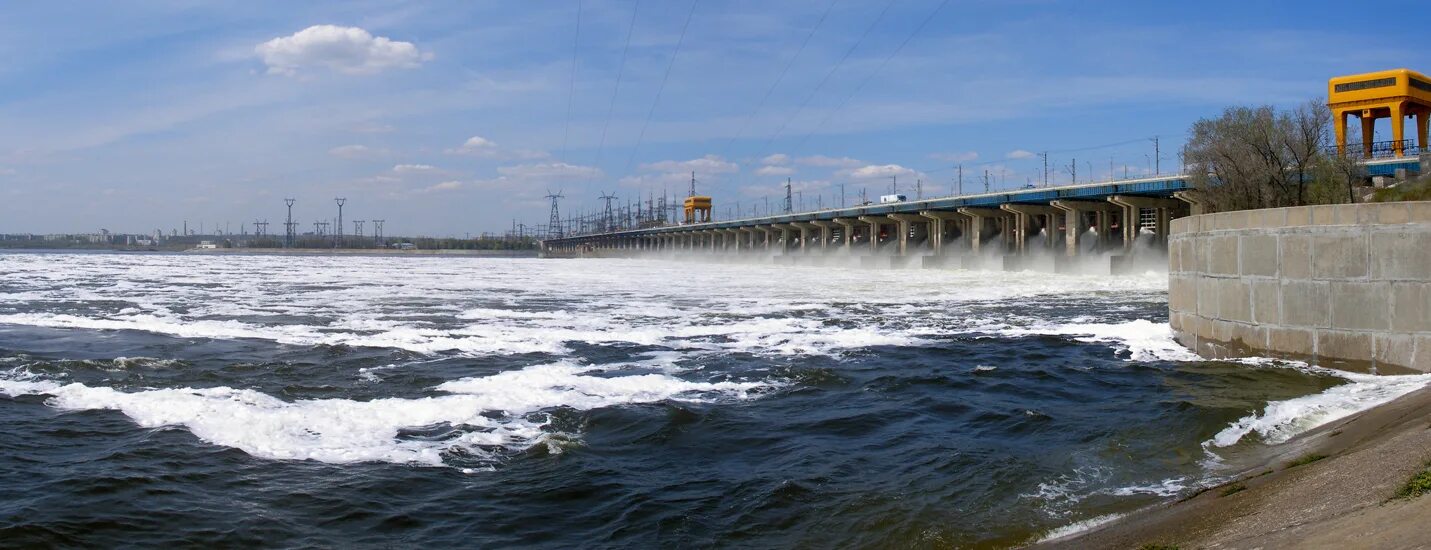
[[1, 0, 1427, 236]]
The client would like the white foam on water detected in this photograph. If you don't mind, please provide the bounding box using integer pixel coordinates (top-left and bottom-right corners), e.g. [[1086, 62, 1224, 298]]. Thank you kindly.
[[1105, 476, 1192, 497], [1035, 513, 1125, 543], [0, 361, 773, 466], [1209, 369, 1431, 448], [0, 312, 325, 344], [982, 319, 1202, 362], [0, 254, 1171, 360], [1036, 512, 1121, 544]]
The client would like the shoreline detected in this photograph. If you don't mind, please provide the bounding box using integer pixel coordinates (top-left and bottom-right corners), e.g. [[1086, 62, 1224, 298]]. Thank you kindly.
[[1038, 383, 1431, 548]]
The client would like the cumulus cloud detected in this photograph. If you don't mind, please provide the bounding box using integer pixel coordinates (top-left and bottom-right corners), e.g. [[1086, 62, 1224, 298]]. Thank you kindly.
[[496, 162, 601, 179], [760, 153, 790, 166], [796, 155, 863, 168], [446, 135, 549, 160], [255, 25, 428, 76], [455, 136, 496, 152], [929, 151, 978, 162], [755, 165, 795, 176], [1005, 149, 1036, 160], [328, 144, 383, 159], [639, 155, 739, 174]]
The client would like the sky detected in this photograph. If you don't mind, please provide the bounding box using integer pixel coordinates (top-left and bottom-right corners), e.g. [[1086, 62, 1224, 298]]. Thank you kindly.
[[1, 0, 1428, 237]]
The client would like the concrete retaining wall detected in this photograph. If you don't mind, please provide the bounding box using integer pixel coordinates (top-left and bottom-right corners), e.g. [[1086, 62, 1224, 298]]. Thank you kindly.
[[1168, 202, 1431, 373]]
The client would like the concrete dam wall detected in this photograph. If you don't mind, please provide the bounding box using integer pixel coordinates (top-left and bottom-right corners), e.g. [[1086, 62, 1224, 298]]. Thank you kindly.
[[1168, 202, 1431, 373]]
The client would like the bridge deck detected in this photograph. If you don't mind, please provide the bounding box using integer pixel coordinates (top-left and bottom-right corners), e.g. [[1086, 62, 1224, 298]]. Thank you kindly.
[[547, 175, 1190, 243], [544, 155, 1425, 244]]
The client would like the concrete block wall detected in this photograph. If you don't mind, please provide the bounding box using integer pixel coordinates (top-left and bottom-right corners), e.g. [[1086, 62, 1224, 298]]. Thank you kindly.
[[1168, 202, 1431, 373]]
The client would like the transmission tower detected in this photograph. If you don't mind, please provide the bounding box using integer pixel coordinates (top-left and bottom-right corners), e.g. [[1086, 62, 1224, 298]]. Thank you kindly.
[[545, 190, 564, 238], [372, 219, 385, 247], [253, 220, 268, 237], [353, 220, 365, 241], [784, 177, 793, 213], [284, 198, 296, 247], [599, 191, 617, 232], [334, 198, 346, 247]]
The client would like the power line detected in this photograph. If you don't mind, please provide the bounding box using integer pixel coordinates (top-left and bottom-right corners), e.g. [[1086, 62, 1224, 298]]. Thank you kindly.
[[560, 0, 584, 165], [789, 0, 951, 154], [622, 0, 700, 176], [585, 0, 642, 199], [716, 0, 839, 161], [750, 0, 897, 163]]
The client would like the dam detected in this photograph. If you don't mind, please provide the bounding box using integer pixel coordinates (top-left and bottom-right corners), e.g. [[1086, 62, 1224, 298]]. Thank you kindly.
[[540, 155, 1422, 273]]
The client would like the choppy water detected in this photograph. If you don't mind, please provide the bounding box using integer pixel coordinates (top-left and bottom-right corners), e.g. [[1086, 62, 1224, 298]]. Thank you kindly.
[[1, 251, 1426, 548]]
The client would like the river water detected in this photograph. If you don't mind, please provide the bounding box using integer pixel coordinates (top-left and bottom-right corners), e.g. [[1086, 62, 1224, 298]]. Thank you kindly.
[[0, 251, 1426, 547]]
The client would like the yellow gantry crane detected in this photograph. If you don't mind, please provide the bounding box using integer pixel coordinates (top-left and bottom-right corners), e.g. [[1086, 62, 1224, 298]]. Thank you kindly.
[[1329, 68, 1431, 158]]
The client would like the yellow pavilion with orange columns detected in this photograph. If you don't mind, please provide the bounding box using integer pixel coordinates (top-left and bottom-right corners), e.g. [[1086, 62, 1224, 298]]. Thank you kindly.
[[1328, 68, 1431, 158]]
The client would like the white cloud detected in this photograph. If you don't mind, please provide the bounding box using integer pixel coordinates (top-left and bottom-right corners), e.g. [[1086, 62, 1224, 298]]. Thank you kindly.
[[639, 155, 739, 174], [354, 163, 455, 187], [255, 25, 428, 76], [1005, 149, 1036, 160], [761, 153, 790, 166], [790, 179, 833, 193], [421, 181, 463, 193], [755, 165, 795, 176], [616, 172, 698, 189], [459, 136, 496, 150], [446, 135, 548, 160], [841, 164, 918, 179], [497, 162, 601, 179], [328, 144, 383, 159], [929, 151, 979, 163], [0, 167, 15, 176], [796, 155, 863, 168], [737, 179, 832, 199], [393, 163, 440, 173]]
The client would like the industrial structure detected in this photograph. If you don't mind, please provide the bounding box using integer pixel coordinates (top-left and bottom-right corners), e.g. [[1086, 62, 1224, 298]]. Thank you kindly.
[[1329, 68, 1431, 158], [542, 174, 1198, 271], [683, 195, 712, 224], [539, 152, 1423, 271]]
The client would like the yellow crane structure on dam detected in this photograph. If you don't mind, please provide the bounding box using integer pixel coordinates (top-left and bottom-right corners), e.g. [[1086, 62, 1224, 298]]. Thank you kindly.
[[1329, 68, 1431, 158]]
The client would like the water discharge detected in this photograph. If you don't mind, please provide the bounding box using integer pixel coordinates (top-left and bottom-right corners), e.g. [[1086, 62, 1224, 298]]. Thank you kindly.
[[0, 252, 1423, 547]]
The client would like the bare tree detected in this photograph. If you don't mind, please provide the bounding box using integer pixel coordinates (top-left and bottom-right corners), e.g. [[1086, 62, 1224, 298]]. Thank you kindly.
[[1280, 99, 1331, 206], [1185, 100, 1352, 213]]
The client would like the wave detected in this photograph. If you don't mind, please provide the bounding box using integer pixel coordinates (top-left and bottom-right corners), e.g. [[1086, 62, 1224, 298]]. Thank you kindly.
[[0, 362, 773, 467], [1208, 369, 1431, 448], [978, 319, 1202, 362], [1036, 513, 1126, 543]]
